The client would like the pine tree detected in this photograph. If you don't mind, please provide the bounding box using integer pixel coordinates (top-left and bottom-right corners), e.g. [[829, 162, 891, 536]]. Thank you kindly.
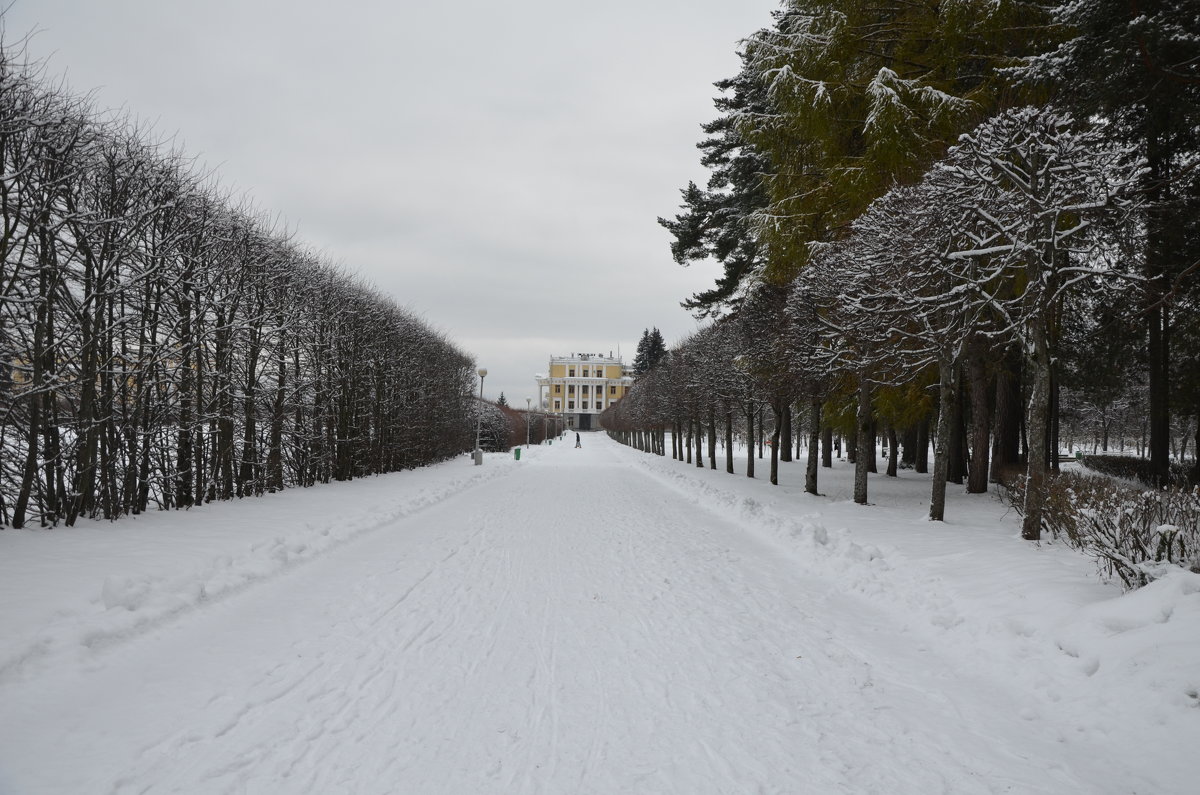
[[633, 329, 650, 376], [634, 328, 668, 376], [659, 57, 772, 318], [497, 392, 508, 407], [645, 328, 667, 371], [665, 0, 1055, 315], [741, 0, 1053, 282]]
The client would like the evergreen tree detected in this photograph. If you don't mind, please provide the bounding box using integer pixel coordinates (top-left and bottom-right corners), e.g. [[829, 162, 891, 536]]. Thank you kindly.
[[645, 328, 668, 371], [633, 328, 668, 376], [1013, 0, 1200, 485], [659, 56, 772, 318], [741, 0, 1053, 282], [633, 329, 651, 376], [665, 0, 1055, 316], [496, 392, 508, 407]]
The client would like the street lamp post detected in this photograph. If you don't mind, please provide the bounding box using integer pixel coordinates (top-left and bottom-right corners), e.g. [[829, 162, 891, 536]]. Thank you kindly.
[[525, 396, 532, 447], [474, 367, 487, 466]]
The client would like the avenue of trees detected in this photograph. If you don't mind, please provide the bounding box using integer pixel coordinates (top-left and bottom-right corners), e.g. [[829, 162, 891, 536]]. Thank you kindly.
[[0, 41, 480, 528], [612, 0, 1199, 557]]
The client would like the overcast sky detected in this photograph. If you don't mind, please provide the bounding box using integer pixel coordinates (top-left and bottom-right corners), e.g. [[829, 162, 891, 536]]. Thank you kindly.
[[4, 0, 779, 405]]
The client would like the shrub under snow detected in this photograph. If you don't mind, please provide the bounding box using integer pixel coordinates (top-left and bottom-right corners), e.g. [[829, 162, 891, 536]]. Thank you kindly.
[[1005, 472, 1200, 590], [1079, 454, 1194, 489]]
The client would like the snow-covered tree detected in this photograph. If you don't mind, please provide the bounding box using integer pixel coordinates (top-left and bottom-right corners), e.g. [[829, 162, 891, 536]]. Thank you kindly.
[[932, 107, 1145, 536], [1013, 0, 1200, 486], [739, 0, 1051, 283], [0, 38, 477, 528]]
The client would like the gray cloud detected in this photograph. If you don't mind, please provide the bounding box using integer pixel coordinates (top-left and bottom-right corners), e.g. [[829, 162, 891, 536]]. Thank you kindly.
[[6, 0, 776, 404]]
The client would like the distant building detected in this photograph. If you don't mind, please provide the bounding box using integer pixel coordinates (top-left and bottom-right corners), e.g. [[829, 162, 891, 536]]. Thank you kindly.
[[535, 352, 632, 431]]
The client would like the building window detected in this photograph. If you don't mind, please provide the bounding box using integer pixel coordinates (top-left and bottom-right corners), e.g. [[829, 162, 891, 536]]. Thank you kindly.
[[569, 368, 575, 377], [554, 385, 561, 394], [582, 401, 588, 409], [609, 385, 617, 395], [568, 385, 575, 395], [554, 399, 561, 410], [582, 368, 589, 377], [582, 385, 589, 394], [568, 400, 575, 409]]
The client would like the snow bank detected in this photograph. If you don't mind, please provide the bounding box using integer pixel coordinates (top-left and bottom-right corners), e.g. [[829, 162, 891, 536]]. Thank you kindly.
[[627, 447, 1200, 781], [1052, 569, 1200, 711], [0, 451, 523, 685]]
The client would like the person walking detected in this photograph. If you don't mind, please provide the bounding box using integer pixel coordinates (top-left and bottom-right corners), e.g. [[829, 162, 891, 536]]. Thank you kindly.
[[575, 432, 581, 448]]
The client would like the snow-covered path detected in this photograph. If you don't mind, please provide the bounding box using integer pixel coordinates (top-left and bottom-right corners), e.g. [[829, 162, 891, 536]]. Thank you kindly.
[[1, 435, 1196, 793]]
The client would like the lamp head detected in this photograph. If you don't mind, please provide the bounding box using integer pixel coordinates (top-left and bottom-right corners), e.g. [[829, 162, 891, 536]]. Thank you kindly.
[[477, 368, 487, 378]]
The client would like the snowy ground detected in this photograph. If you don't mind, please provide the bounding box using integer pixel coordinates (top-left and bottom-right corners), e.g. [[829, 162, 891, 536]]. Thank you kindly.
[[1, 434, 1197, 794]]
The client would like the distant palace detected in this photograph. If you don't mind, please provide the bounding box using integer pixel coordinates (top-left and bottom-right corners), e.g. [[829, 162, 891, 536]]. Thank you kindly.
[[535, 352, 633, 431]]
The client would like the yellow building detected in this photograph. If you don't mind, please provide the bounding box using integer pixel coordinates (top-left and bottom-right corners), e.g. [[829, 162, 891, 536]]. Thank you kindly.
[[535, 352, 632, 431]]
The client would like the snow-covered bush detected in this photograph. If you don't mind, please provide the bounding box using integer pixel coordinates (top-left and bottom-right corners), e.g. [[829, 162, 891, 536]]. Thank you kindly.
[[1005, 472, 1200, 589], [1080, 454, 1193, 489], [472, 400, 511, 452], [470, 401, 556, 452]]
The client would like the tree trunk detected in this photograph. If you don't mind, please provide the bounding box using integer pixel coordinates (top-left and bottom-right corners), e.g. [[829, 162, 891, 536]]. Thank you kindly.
[[930, 360, 958, 521], [967, 351, 992, 494], [215, 308, 235, 499], [822, 425, 833, 469], [67, 253, 101, 526], [991, 349, 1021, 483], [947, 374, 965, 486], [854, 382, 871, 505], [780, 402, 792, 462], [1147, 303, 1169, 487], [886, 426, 898, 478], [757, 405, 764, 459], [866, 420, 878, 474], [901, 426, 917, 469], [268, 341, 286, 492], [11, 404, 40, 529], [745, 405, 755, 479], [770, 401, 781, 485], [1049, 364, 1060, 472], [1192, 416, 1200, 486], [725, 404, 734, 474], [915, 416, 930, 474], [1146, 131, 1172, 488], [1023, 329, 1053, 541], [685, 419, 693, 465], [238, 325, 261, 498], [806, 398, 820, 495], [708, 406, 717, 470], [12, 259, 51, 528]]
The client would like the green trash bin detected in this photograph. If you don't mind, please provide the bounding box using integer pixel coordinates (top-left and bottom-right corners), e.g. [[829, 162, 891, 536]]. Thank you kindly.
[[514, 447, 521, 460]]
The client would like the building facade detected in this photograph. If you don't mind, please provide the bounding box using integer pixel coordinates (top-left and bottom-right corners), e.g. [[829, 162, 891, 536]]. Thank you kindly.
[[535, 352, 632, 431]]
